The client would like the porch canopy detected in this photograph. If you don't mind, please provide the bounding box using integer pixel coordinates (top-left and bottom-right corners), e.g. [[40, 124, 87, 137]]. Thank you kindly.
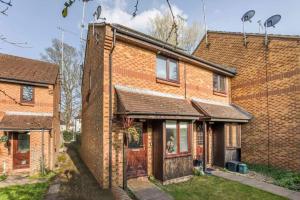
[[116, 87, 202, 120], [0, 115, 52, 131], [192, 99, 251, 123]]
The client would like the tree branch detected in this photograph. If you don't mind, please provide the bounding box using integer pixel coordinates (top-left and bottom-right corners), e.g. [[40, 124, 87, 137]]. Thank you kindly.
[[0, 0, 12, 7], [132, 0, 139, 17], [0, 6, 8, 15]]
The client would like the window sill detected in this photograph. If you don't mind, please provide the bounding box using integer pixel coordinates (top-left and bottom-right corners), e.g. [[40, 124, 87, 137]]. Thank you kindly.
[[156, 78, 180, 87], [213, 91, 227, 97], [21, 102, 35, 106], [226, 147, 241, 150], [165, 153, 191, 159]]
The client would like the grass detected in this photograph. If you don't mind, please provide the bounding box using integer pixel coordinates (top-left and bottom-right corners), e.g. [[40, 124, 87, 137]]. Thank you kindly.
[[0, 175, 7, 182], [29, 171, 56, 181], [0, 182, 49, 200], [248, 163, 300, 191], [155, 176, 287, 200]]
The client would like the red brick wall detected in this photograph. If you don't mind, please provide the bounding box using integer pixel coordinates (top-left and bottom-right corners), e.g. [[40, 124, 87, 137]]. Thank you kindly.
[[194, 32, 300, 171]]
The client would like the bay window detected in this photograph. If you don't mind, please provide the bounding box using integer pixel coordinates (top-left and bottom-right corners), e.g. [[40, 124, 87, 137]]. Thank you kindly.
[[165, 120, 190, 156]]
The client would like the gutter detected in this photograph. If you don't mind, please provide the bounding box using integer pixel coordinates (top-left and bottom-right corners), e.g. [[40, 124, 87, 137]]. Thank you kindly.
[[108, 27, 116, 189]]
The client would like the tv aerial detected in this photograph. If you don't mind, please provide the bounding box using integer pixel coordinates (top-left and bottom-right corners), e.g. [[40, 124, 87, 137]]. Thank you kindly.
[[264, 14, 281, 46], [241, 10, 255, 46]]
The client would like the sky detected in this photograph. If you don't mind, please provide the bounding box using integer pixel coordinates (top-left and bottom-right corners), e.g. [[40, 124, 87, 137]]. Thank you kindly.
[[0, 0, 299, 60]]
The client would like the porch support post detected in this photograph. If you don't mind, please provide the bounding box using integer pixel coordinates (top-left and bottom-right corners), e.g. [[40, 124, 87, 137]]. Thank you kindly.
[[123, 131, 127, 189], [203, 121, 207, 172]]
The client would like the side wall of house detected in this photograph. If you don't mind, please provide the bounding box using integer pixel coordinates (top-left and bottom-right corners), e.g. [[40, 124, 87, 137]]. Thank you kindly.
[[80, 26, 106, 187], [194, 33, 300, 171]]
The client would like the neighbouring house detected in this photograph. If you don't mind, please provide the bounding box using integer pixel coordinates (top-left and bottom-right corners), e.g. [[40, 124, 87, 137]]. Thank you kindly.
[[74, 113, 81, 133], [80, 23, 251, 189], [0, 54, 60, 175], [193, 31, 300, 171]]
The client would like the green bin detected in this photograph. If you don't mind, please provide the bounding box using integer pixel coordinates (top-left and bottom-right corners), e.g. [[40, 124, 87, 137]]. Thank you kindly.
[[226, 161, 240, 172], [238, 163, 248, 174]]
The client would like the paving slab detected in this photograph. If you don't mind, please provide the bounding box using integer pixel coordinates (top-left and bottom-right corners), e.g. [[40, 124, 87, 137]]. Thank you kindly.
[[128, 178, 173, 200], [211, 170, 300, 200]]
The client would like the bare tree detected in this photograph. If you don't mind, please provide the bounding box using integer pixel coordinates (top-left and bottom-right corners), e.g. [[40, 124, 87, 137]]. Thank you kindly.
[[41, 39, 82, 130], [148, 12, 203, 53]]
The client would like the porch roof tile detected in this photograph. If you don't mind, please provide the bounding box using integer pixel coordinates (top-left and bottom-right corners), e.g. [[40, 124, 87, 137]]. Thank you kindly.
[[116, 89, 202, 118], [0, 115, 52, 130], [192, 100, 252, 122]]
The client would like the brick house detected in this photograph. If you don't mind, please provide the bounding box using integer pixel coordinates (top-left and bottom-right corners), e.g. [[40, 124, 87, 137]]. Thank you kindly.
[[0, 54, 60, 174], [194, 31, 300, 171], [81, 23, 251, 189]]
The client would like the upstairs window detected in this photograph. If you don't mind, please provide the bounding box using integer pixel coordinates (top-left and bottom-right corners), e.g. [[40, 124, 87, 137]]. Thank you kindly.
[[21, 85, 34, 103], [213, 74, 226, 94], [156, 55, 178, 82]]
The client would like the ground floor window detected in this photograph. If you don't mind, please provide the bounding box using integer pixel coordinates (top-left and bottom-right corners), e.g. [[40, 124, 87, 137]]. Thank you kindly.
[[166, 120, 190, 156], [226, 123, 241, 148]]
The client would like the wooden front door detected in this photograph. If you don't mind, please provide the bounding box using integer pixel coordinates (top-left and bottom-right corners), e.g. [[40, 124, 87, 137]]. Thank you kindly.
[[212, 124, 225, 167], [13, 132, 30, 169], [126, 123, 147, 179]]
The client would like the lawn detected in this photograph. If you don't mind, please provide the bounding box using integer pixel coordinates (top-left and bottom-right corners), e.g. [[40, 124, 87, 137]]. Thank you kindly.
[[157, 176, 287, 200], [0, 182, 49, 200], [248, 163, 300, 191]]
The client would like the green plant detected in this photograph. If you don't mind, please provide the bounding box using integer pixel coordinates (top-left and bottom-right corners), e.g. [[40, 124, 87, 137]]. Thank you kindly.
[[0, 175, 7, 181], [0, 135, 8, 143], [63, 130, 74, 142], [248, 163, 300, 191]]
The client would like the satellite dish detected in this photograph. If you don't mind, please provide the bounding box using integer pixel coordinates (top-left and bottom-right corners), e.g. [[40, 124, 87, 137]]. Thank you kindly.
[[263, 14, 281, 46], [264, 14, 281, 27], [241, 10, 255, 22], [241, 10, 255, 46]]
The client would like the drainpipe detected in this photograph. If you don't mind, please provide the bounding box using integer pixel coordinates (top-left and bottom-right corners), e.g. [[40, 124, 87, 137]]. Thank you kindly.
[[41, 128, 45, 176], [203, 121, 207, 172], [109, 27, 116, 189]]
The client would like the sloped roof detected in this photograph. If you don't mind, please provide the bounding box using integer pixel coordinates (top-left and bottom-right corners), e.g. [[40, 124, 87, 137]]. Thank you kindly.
[[0, 115, 53, 130], [116, 87, 201, 119], [192, 99, 251, 122], [0, 53, 59, 85]]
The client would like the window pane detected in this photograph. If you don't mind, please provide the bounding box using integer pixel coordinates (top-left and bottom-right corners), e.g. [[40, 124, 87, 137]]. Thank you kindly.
[[156, 56, 167, 79], [169, 60, 178, 81], [22, 86, 33, 102], [166, 121, 177, 154], [18, 134, 30, 153], [213, 74, 218, 90], [180, 122, 188, 152], [231, 125, 237, 147], [128, 126, 143, 148], [219, 76, 226, 92]]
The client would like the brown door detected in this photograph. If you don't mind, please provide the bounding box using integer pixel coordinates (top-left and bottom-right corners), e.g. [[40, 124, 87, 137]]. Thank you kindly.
[[212, 124, 225, 167], [126, 123, 147, 179], [13, 132, 30, 169]]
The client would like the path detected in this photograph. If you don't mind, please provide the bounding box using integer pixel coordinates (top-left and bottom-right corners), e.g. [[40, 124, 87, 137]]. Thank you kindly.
[[0, 175, 46, 188], [212, 170, 300, 200], [44, 143, 131, 200], [128, 178, 173, 200]]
